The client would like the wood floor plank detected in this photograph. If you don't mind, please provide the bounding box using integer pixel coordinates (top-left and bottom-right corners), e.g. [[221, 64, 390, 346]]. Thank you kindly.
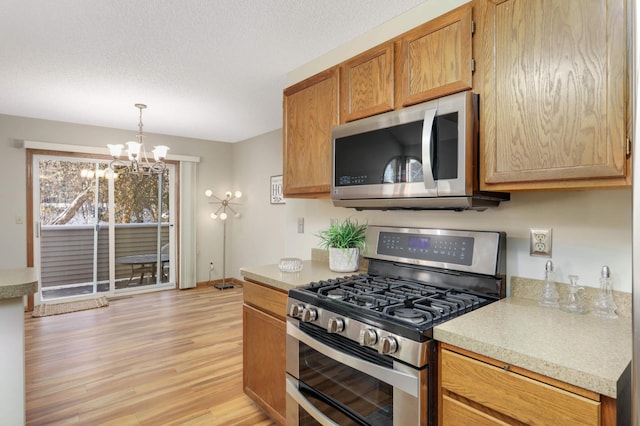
[[25, 286, 277, 425]]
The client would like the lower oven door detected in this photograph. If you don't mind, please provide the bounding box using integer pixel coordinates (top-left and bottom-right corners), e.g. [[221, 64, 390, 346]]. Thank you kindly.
[[286, 319, 427, 426]]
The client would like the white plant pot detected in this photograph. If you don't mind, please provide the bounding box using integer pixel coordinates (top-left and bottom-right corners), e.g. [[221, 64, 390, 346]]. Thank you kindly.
[[329, 247, 360, 273]]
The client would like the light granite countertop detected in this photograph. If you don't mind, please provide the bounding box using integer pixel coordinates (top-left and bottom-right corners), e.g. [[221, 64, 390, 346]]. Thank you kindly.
[[0, 268, 38, 299], [434, 297, 632, 398], [240, 259, 360, 292]]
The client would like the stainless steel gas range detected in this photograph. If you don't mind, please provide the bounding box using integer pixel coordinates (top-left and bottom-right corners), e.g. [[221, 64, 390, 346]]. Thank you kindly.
[[285, 226, 506, 426]]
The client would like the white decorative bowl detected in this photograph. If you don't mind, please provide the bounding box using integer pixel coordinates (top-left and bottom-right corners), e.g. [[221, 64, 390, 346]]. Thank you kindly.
[[279, 258, 303, 273]]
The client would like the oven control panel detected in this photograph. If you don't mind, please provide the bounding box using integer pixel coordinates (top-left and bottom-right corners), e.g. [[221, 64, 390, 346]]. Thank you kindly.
[[377, 231, 474, 266], [364, 226, 505, 277]]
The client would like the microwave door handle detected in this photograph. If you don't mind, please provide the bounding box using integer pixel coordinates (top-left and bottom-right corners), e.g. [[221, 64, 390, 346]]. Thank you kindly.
[[422, 107, 437, 189]]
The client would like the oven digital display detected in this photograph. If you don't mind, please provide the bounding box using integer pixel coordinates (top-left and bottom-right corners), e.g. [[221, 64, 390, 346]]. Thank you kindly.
[[377, 232, 474, 266], [408, 236, 430, 249]]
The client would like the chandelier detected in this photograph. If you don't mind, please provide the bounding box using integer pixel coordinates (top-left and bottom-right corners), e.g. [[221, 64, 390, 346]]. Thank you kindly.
[[107, 103, 169, 175]]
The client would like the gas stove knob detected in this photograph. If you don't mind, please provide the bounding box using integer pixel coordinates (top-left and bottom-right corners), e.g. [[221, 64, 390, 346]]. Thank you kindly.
[[359, 328, 378, 347], [289, 304, 306, 318], [301, 308, 318, 322], [378, 336, 398, 355], [327, 317, 344, 333]]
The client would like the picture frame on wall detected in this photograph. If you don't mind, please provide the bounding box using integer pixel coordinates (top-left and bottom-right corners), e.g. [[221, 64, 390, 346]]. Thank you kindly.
[[270, 175, 285, 204]]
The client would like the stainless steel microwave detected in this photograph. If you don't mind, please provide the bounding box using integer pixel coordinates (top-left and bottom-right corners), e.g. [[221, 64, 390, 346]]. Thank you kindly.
[[331, 91, 509, 211]]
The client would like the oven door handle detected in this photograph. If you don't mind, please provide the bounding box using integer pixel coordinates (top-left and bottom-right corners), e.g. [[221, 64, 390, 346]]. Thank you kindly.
[[287, 321, 419, 396], [286, 377, 339, 426]]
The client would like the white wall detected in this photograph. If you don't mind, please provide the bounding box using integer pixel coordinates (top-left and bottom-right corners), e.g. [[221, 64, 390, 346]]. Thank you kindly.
[[229, 129, 286, 275]]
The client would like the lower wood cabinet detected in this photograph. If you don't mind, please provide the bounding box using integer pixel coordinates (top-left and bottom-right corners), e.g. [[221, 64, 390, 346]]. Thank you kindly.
[[243, 279, 287, 426], [439, 344, 617, 425]]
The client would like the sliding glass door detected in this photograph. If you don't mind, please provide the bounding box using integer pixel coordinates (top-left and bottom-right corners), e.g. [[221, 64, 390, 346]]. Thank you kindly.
[[33, 154, 175, 302]]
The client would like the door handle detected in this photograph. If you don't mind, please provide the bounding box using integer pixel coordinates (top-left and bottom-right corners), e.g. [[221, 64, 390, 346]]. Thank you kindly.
[[422, 107, 437, 190]]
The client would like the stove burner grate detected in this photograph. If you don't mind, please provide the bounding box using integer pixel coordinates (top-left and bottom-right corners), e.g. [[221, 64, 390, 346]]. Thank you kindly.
[[306, 273, 490, 331]]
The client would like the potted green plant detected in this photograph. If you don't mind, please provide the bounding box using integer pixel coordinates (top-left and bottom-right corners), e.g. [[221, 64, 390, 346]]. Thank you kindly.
[[317, 217, 367, 272]]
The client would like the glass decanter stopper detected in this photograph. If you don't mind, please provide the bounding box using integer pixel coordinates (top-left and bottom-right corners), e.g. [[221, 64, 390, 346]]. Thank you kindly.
[[560, 274, 589, 314], [593, 265, 618, 319], [539, 260, 559, 308]]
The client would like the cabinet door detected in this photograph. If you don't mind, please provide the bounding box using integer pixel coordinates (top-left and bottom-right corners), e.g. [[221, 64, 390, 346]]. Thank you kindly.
[[283, 67, 339, 197], [477, 0, 628, 191], [243, 304, 286, 425], [340, 43, 394, 123], [396, 2, 473, 107]]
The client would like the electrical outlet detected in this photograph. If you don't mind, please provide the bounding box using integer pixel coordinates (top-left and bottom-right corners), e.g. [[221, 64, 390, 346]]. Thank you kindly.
[[530, 228, 552, 257], [209, 262, 215, 272], [297, 217, 304, 234]]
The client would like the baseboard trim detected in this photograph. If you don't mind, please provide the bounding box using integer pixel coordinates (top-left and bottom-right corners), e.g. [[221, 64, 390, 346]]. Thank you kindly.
[[195, 278, 244, 289]]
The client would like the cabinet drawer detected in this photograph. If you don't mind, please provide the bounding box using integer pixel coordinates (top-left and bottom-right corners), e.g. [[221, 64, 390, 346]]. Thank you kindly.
[[442, 395, 510, 426], [440, 349, 600, 425], [243, 280, 287, 319]]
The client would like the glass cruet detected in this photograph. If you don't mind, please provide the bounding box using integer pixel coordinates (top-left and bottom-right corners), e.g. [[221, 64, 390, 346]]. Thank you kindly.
[[560, 274, 589, 314], [593, 265, 618, 319], [539, 260, 559, 308]]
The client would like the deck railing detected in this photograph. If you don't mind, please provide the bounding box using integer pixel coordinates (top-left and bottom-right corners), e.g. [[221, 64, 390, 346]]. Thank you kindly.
[[40, 223, 170, 289]]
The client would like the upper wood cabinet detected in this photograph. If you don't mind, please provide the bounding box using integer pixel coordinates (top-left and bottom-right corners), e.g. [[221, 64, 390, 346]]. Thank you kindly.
[[283, 67, 339, 197], [340, 43, 395, 123], [339, 2, 473, 123], [396, 2, 473, 108], [476, 0, 629, 191]]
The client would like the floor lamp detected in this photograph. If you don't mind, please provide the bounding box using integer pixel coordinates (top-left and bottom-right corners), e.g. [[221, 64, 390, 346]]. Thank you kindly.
[[205, 189, 242, 290]]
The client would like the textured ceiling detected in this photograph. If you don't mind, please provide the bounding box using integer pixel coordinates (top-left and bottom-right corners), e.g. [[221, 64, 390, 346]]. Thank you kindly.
[[0, 0, 426, 142]]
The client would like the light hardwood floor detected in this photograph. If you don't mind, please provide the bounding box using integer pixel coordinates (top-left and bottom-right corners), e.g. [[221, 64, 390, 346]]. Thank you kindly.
[[25, 285, 277, 425]]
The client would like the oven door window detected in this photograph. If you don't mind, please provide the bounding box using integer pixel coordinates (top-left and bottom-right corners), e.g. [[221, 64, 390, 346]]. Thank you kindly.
[[297, 327, 393, 425]]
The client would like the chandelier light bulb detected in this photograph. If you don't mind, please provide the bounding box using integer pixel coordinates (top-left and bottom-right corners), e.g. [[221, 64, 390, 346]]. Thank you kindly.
[[219, 212, 228, 220], [210, 212, 218, 220], [205, 189, 213, 197], [234, 191, 242, 199], [126, 141, 141, 160], [107, 144, 123, 158], [225, 191, 232, 199], [234, 212, 241, 218], [152, 145, 169, 161]]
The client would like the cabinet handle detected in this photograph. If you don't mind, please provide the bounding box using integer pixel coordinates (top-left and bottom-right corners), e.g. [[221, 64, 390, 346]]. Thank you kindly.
[[503, 364, 510, 371]]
